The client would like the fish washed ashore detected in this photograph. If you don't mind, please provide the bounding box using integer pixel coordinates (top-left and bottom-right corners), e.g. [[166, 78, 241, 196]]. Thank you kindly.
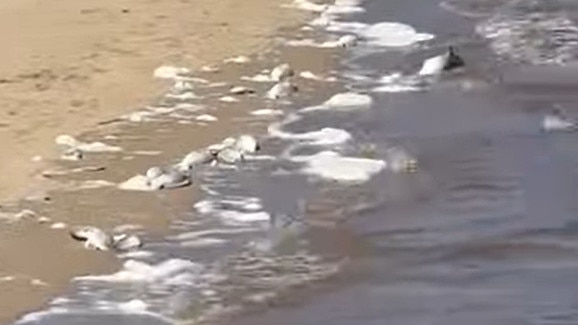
[[0, 0, 310, 323], [0, 0, 305, 202]]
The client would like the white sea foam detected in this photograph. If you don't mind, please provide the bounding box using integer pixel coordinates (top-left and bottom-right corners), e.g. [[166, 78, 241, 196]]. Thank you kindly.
[[372, 73, 422, 93], [76, 259, 202, 284], [194, 197, 270, 223], [55, 135, 122, 153], [219, 96, 240, 103], [363, 22, 434, 47], [299, 71, 338, 82], [326, 21, 434, 47], [325, 0, 365, 16], [195, 114, 218, 122], [153, 66, 191, 79], [287, 0, 328, 12], [542, 114, 577, 132], [293, 151, 386, 183], [322, 92, 373, 109], [285, 37, 356, 48], [477, 11, 578, 64], [50, 222, 67, 229], [117, 250, 155, 260], [224, 56, 251, 64], [165, 91, 199, 101], [241, 74, 273, 82], [269, 118, 352, 146], [168, 228, 257, 241], [122, 110, 157, 122], [179, 238, 228, 247], [251, 109, 284, 116]]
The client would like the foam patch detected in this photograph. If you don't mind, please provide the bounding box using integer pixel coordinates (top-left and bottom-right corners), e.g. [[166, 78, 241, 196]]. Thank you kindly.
[[299, 71, 338, 82], [251, 109, 284, 116], [195, 114, 218, 122], [293, 151, 386, 183], [326, 21, 434, 47], [322, 92, 373, 109], [372, 73, 422, 93], [118, 175, 154, 191], [269, 117, 352, 146], [55, 135, 122, 153], [76, 259, 202, 284], [153, 66, 191, 79]]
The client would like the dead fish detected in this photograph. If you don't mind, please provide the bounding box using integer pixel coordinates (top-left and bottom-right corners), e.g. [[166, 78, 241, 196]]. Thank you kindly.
[[112, 234, 143, 251], [230, 86, 256, 95], [336, 34, 358, 48], [234, 134, 260, 153], [178, 150, 215, 171], [61, 148, 84, 161], [145, 166, 191, 190], [213, 135, 261, 164], [419, 46, 465, 76], [270, 63, 295, 82], [266, 80, 298, 100], [215, 147, 245, 164], [71, 226, 143, 252], [70, 226, 114, 251]]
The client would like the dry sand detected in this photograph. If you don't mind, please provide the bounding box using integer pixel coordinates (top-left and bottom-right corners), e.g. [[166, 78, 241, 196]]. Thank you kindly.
[[0, 0, 304, 202], [0, 0, 311, 322]]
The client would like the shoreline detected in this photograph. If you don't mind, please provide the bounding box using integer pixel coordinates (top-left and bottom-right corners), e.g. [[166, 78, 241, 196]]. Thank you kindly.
[[0, 0, 312, 323]]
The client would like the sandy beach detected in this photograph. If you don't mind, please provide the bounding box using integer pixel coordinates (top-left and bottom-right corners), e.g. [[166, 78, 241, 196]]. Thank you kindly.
[[0, 0, 304, 202], [0, 0, 309, 322]]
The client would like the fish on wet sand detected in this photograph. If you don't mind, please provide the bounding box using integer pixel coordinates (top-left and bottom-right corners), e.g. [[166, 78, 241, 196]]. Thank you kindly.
[[145, 166, 192, 190], [70, 226, 142, 252], [266, 80, 298, 100]]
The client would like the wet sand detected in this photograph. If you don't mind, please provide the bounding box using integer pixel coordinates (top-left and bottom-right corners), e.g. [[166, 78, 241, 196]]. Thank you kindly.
[[0, 0, 312, 323], [0, 0, 305, 203]]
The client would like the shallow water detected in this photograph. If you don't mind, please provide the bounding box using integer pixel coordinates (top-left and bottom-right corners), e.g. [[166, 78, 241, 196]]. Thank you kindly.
[[11, 0, 578, 324]]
